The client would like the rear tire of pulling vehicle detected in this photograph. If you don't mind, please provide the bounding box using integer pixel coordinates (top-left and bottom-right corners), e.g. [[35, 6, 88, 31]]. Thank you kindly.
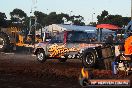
[[82, 50, 96, 68], [36, 50, 46, 63], [0, 32, 10, 52]]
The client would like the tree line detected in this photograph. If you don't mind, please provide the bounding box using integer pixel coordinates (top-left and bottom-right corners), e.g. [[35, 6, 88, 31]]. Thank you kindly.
[[0, 8, 85, 28], [0, 8, 131, 28], [90, 10, 130, 27]]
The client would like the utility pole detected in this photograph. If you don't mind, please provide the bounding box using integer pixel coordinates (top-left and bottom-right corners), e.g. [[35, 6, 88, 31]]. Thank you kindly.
[[91, 8, 95, 23], [29, 0, 38, 47], [69, 11, 73, 17], [92, 13, 95, 23], [33, 0, 37, 47]]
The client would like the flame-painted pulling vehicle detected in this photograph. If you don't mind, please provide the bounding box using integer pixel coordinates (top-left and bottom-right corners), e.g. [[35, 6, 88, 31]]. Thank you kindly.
[[34, 29, 115, 68]]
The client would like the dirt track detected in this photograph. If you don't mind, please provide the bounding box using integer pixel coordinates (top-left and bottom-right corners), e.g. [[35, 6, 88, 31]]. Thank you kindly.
[[0, 52, 132, 88], [0, 53, 82, 88]]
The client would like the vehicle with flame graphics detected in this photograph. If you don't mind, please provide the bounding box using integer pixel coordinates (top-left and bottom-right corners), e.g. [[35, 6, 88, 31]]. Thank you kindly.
[[34, 30, 114, 68]]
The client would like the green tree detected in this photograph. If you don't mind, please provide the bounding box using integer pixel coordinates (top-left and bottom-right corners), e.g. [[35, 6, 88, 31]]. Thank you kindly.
[[97, 10, 130, 27], [101, 10, 108, 18], [33, 11, 85, 26], [104, 15, 123, 27], [97, 10, 108, 24], [57, 13, 69, 24], [70, 15, 85, 26], [47, 12, 58, 25], [89, 22, 97, 27], [34, 11, 47, 27], [10, 8, 27, 23], [0, 12, 8, 27], [0, 12, 7, 20], [122, 17, 131, 27]]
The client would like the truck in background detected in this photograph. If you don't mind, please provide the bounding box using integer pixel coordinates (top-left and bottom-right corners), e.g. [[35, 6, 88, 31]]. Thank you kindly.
[[0, 26, 43, 52]]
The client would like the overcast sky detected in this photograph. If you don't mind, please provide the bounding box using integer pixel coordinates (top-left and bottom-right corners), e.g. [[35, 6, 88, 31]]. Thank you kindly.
[[0, 0, 131, 24]]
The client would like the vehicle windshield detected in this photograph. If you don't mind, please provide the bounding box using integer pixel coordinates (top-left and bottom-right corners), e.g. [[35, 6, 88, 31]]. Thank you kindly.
[[67, 31, 97, 43]]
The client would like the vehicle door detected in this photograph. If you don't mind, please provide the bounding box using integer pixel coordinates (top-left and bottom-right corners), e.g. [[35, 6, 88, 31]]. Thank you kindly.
[[65, 31, 86, 56], [65, 31, 99, 56], [46, 33, 65, 57]]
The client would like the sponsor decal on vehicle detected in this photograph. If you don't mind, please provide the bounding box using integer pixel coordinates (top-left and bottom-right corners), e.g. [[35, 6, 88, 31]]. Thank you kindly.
[[48, 44, 80, 57], [79, 43, 101, 48]]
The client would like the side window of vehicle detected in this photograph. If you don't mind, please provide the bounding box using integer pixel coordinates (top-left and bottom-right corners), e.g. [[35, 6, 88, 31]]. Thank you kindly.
[[87, 33, 97, 42], [50, 34, 63, 43], [67, 33, 73, 43]]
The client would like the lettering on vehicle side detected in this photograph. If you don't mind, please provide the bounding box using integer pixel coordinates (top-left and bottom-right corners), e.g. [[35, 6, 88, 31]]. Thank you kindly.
[[79, 43, 101, 48], [48, 44, 80, 57], [48, 43, 101, 57]]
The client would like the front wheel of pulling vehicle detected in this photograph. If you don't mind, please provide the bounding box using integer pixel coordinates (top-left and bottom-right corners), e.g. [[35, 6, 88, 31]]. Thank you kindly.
[[82, 50, 96, 68], [36, 51, 46, 63]]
